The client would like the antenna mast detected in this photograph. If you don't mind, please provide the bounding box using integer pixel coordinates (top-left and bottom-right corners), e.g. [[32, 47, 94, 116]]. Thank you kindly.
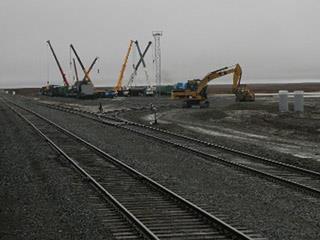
[[152, 31, 163, 96]]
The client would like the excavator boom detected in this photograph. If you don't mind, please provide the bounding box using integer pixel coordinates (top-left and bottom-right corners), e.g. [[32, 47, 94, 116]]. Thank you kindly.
[[196, 65, 239, 95]]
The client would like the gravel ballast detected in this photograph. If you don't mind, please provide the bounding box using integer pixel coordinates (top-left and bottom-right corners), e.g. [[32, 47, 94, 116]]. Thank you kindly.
[[120, 97, 320, 173], [0, 101, 114, 240], [17, 96, 320, 240]]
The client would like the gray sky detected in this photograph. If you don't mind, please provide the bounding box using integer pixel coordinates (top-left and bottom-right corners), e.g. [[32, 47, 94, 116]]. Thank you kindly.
[[1, 0, 320, 88]]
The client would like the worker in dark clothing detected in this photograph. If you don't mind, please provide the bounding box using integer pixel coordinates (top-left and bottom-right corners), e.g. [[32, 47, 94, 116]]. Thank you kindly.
[[98, 102, 103, 113], [150, 103, 158, 125]]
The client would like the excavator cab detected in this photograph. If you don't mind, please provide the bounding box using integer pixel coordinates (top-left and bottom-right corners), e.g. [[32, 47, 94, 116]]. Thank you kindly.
[[185, 79, 200, 91]]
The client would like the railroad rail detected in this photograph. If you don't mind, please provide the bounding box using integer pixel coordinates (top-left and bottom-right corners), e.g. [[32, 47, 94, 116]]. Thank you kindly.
[[3, 98, 262, 240], [26, 99, 320, 198]]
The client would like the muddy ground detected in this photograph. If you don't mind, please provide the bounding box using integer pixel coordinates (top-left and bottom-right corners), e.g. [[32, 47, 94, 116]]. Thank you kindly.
[[120, 95, 320, 171]]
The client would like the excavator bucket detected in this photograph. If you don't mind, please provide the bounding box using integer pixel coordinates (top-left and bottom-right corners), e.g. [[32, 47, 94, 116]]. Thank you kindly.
[[235, 85, 255, 102]]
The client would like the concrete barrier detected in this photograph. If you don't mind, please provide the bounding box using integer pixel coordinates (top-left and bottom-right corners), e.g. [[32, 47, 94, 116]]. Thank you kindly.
[[294, 91, 304, 112], [278, 90, 288, 112]]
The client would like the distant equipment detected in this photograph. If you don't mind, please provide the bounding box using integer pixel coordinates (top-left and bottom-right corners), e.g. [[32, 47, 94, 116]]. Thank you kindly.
[[127, 41, 152, 88], [153, 31, 163, 96], [171, 64, 255, 108], [294, 91, 304, 112], [135, 41, 155, 96], [114, 40, 134, 96], [72, 58, 79, 82], [41, 40, 70, 96], [69, 44, 98, 98], [46, 40, 70, 87], [278, 90, 289, 112]]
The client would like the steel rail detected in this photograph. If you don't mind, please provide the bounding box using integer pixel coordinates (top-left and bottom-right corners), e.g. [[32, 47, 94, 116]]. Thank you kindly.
[[98, 105, 320, 179], [2, 99, 158, 240], [36, 102, 320, 198], [35, 101, 317, 177], [125, 119, 320, 178], [4, 98, 255, 240]]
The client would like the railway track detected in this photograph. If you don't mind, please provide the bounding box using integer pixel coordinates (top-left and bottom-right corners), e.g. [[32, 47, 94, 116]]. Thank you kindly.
[[3, 98, 263, 240], [27, 100, 320, 198]]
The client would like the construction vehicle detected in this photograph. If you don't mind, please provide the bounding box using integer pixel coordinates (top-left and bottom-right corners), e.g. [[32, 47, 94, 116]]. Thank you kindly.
[[171, 64, 255, 108], [145, 86, 156, 96], [114, 40, 134, 96], [70, 44, 98, 98], [40, 84, 62, 96], [42, 40, 70, 96]]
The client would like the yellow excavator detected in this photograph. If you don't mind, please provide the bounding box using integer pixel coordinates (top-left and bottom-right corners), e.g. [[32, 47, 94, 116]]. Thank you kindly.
[[171, 64, 255, 108]]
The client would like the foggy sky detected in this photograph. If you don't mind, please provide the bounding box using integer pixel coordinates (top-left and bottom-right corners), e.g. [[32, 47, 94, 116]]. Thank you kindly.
[[1, 0, 320, 88]]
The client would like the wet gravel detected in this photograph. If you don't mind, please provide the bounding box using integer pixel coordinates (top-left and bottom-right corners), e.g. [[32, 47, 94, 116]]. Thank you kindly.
[[120, 97, 320, 173], [16, 95, 320, 240], [0, 101, 114, 240]]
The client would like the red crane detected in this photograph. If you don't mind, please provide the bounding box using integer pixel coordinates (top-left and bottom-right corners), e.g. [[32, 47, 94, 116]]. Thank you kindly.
[[46, 40, 70, 87]]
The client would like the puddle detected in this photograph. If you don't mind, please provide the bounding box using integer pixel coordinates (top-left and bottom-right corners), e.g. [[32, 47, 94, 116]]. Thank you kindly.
[[143, 113, 171, 124], [181, 124, 268, 140], [181, 125, 246, 140], [177, 123, 320, 161]]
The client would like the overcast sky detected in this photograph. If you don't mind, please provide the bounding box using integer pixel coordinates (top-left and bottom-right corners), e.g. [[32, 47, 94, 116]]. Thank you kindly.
[[1, 0, 320, 88]]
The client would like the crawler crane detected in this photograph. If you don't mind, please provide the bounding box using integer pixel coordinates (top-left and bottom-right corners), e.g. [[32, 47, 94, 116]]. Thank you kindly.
[[40, 40, 70, 96]]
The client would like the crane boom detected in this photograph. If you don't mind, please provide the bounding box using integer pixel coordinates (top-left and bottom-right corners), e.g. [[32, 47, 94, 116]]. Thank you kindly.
[[134, 41, 152, 71], [82, 57, 99, 82], [127, 41, 152, 87], [46, 40, 69, 87], [70, 44, 94, 82], [70, 44, 86, 71], [115, 40, 133, 92], [135, 41, 146, 68], [73, 58, 79, 82]]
